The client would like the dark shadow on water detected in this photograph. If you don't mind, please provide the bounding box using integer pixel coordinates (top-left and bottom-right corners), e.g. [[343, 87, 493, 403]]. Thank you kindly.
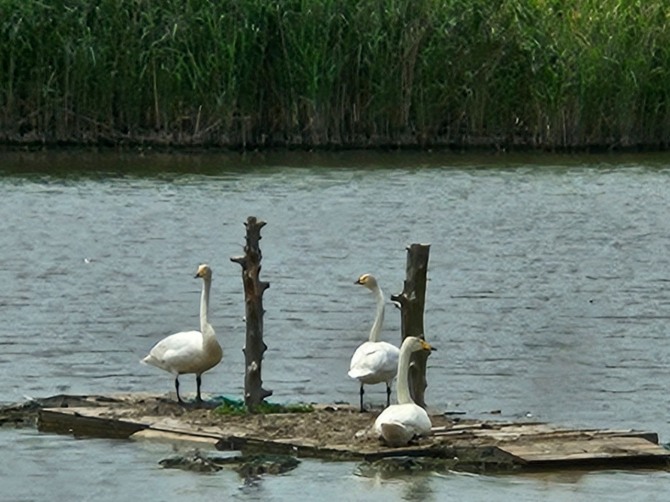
[[3, 148, 670, 180]]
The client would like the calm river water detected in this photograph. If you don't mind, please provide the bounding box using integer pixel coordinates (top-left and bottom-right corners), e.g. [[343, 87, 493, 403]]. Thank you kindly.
[[2, 150, 670, 501]]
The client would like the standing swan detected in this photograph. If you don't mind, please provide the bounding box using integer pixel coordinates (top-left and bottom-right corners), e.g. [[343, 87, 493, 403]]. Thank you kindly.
[[348, 274, 400, 412], [374, 336, 433, 446], [141, 264, 223, 404]]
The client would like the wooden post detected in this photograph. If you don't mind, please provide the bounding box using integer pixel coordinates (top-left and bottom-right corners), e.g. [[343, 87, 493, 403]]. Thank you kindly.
[[390, 243, 431, 408], [231, 216, 273, 411]]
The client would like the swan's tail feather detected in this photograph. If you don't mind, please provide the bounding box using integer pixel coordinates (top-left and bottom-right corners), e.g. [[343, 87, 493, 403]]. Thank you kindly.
[[141, 354, 162, 369], [348, 368, 370, 379]]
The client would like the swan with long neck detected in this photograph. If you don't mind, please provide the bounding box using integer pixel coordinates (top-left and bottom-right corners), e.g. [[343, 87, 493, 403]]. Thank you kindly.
[[348, 274, 400, 412], [374, 336, 433, 446], [141, 264, 223, 403]]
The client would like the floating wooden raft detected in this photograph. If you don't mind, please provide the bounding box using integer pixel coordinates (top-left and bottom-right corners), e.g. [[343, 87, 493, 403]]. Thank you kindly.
[[34, 394, 670, 472]]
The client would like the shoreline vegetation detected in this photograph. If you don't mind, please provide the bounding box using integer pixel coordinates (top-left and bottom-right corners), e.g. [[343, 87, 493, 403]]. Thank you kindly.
[[1, 1, 669, 151]]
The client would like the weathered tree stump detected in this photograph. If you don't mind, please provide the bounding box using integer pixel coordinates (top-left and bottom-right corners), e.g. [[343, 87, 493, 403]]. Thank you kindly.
[[390, 243, 431, 408], [231, 216, 273, 411]]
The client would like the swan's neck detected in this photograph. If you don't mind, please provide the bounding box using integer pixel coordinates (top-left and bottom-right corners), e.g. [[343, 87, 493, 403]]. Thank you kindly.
[[368, 286, 385, 343], [396, 341, 414, 405], [200, 277, 213, 336]]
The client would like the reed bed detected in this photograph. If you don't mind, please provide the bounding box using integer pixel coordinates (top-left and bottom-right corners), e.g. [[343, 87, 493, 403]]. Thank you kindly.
[[1, 0, 669, 149]]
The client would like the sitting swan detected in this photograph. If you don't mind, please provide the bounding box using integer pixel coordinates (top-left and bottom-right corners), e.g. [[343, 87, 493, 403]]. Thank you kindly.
[[141, 264, 223, 403], [374, 336, 433, 446], [348, 274, 400, 412]]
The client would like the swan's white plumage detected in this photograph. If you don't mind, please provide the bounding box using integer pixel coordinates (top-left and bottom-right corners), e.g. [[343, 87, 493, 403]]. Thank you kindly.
[[143, 330, 214, 374], [348, 341, 398, 383], [374, 336, 433, 446], [348, 274, 400, 411], [141, 264, 222, 403]]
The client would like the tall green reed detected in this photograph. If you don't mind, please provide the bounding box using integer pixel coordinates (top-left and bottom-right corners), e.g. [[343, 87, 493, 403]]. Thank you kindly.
[[1, 0, 669, 148]]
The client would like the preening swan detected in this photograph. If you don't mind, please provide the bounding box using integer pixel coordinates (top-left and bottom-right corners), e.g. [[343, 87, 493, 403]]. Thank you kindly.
[[348, 274, 400, 412], [141, 264, 223, 403], [374, 336, 433, 447]]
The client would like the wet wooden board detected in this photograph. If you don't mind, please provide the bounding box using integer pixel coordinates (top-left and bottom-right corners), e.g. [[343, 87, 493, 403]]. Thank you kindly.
[[500, 436, 670, 465], [132, 429, 220, 446], [433, 424, 660, 445], [39, 408, 147, 439]]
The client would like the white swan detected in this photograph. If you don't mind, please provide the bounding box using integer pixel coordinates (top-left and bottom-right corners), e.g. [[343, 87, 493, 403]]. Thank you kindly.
[[141, 264, 223, 404], [348, 274, 400, 412], [374, 336, 433, 447]]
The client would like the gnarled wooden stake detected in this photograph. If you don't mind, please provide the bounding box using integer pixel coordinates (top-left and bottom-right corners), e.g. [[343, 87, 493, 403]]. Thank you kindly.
[[231, 216, 273, 411], [390, 243, 431, 408]]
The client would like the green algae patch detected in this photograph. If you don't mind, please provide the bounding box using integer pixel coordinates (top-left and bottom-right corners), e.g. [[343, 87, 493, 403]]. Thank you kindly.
[[213, 397, 314, 416]]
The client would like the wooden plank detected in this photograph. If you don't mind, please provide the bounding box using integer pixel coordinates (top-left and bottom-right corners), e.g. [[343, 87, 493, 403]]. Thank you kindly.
[[38, 408, 147, 439], [131, 429, 219, 446], [39, 406, 252, 441], [142, 417, 244, 439], [217, 435, 365, 460], [434, 422, 660, 446], [500, 436, 670, 465], [458, 428, 659, 443]]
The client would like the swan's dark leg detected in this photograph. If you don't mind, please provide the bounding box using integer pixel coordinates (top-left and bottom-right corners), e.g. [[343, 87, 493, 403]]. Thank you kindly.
[[386, 383, 392, 408], [175, 376, 183, 403], [196, 374, 203, 403], [359, 384, 365, 412]]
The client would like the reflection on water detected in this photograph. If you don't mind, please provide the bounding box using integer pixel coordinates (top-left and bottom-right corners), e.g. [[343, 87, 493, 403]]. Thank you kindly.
[[355, 463, 436, 502], [3, 151, 670, 500]]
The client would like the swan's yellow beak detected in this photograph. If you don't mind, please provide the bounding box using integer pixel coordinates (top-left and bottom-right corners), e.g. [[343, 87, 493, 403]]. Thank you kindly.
[[355, 273, 372, 285], [420, 340, 434, 352]]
